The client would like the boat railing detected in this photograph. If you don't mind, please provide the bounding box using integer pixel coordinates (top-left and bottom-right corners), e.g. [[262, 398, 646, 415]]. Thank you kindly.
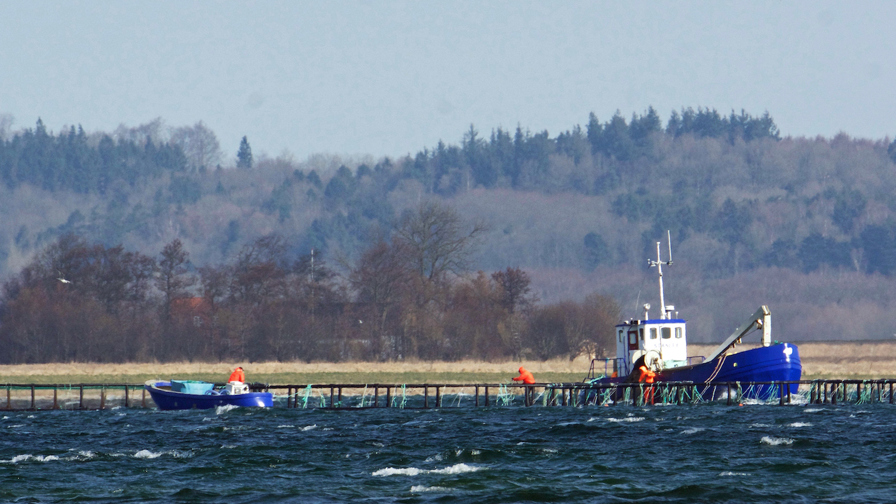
[[586, 358, 622, 381]]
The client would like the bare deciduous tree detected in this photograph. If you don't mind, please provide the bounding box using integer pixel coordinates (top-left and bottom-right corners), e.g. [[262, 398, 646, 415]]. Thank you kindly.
[[394, 200, 487, 282], [156, 239, 195, 321], [169, 121, 221, 172], [492, 266, 537, 314], [0, 113, 14, 141]]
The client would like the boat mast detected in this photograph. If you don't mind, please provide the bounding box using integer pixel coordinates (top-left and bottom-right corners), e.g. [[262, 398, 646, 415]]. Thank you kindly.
[[648, 231, 673, 320]]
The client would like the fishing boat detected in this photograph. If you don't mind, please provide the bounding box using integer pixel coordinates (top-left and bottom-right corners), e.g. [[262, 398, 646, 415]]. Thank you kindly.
[[144, 379, 274, 410], [585, 233, 802, 401]]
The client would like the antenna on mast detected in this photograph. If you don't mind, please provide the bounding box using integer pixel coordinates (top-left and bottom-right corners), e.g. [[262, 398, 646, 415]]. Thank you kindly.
[[667, 230, 673, 265], [648, 231, 674, 319]]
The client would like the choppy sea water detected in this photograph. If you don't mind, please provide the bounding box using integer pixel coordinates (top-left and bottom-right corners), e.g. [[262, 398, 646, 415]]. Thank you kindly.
[[3, 403, 896, 503]]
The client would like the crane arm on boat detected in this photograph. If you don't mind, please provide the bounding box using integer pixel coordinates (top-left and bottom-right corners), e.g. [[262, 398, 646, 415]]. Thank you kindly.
[[703, 305, 772, 362]]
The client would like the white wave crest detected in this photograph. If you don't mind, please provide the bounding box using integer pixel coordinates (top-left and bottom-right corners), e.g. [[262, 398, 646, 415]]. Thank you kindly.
[[373, 463, 482, 477], [788, 422, 812, 428], [606, 416, 645, 423], [374, 467, 423, 477], [134, 450, 163, 459], [6, 454, 60, 463], [720, 471, 749, 477], [215, 404, 240, 415], [411, 485, 452, 493], [761, 436, 794, 446], [301, 424, 317, 431], [681, 427, 705, 435]]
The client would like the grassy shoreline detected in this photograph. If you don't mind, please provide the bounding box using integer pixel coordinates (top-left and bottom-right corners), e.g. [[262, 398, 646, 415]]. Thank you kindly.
[[2, 342, 896, 384], [0, 357, 594, 385]]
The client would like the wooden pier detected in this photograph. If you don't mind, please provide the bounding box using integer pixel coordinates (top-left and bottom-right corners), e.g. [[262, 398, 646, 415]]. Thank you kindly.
[[3, 380, 896, 411], [269, 380, 861, 409], [2, 383, 150, 411]]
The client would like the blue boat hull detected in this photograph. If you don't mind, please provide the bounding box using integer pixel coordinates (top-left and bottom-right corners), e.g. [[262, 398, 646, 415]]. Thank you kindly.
[[587, 343, 801, 402], [145, 381, 274, 410], [658, 343, 801, 399]]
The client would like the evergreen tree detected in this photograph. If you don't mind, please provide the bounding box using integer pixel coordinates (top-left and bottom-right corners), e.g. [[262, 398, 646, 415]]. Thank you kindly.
[[237, 136, 253, 169], [586, 112, 603, 155], [602, 111, 634, 161]]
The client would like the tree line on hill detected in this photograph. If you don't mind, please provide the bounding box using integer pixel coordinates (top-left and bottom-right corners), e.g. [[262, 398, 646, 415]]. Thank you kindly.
[[2, 110, 894, 280], [2, 107, 896, 346], [0, 201, 619, 364], [0, 107, 784, 198], [299, 110, 896, 280], [0, 118, 200, 194], [407, 107, 781, 196]]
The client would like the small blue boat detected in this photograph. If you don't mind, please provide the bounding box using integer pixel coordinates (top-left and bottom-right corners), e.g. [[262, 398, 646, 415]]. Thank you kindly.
[[586, 233, 802, 401], [145, 380, 274, 410]]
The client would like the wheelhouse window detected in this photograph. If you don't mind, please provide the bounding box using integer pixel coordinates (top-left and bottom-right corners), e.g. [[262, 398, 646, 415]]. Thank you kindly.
[[662, 327, 672, 339]]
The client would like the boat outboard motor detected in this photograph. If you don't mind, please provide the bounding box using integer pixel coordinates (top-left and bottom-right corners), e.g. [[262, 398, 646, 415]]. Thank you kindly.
[[224, 382, 249, 395]]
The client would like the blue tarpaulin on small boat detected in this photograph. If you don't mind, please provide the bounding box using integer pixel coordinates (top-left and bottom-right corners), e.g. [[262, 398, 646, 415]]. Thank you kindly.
[[171, 380, 215, 395]]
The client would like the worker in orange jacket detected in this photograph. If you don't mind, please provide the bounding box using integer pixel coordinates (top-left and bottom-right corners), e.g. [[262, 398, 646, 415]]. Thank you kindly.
[[229, 366, 245, 383], [513, 366, 535, 384], [513, 366, 536, 405], [638, 364, 656, 404]]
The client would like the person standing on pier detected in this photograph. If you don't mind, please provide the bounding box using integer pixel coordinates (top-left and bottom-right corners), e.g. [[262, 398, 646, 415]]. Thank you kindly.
[[229, 366, 245, 383], [638, 364, 656, 404]]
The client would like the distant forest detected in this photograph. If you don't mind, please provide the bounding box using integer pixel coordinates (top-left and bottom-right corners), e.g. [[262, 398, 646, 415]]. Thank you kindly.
[[0, 205, 619, 364], [1, 107, 896, 363]]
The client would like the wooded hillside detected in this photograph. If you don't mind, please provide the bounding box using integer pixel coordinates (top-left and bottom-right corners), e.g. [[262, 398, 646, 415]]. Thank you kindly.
[[1, 108, 895, 364]]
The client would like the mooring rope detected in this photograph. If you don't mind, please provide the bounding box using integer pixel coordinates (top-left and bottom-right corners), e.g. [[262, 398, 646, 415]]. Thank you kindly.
[[358, 385, 368, 408], [498, 384, 514, 406], [600, 388, 614, 406], [705, 352, 728, 384], [301, 384, 313, 409]]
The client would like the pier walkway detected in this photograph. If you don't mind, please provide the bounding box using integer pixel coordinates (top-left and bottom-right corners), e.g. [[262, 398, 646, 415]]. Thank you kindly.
[[2, 380, 895, 411]]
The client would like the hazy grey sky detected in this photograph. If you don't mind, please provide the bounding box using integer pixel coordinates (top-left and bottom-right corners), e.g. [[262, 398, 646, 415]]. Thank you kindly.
[[2, 2, 894, 163]]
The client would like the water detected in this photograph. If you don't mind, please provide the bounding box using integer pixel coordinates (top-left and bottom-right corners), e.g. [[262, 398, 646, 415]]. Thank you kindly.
[[3, 403, 896, 503]]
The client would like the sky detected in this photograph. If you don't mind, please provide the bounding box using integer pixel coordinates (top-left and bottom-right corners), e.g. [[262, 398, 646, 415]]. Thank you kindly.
[[1, 2, 894, 164]]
